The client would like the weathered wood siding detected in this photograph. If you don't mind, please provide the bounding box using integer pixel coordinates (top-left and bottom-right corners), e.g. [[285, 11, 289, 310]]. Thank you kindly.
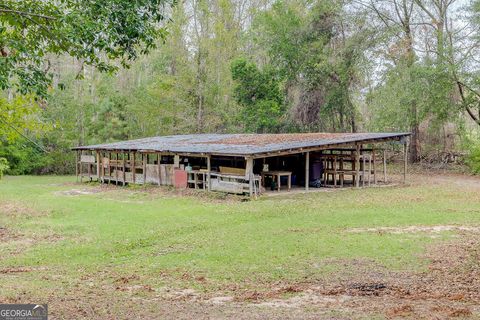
[[145, 164, 174, 185], [80, 155, 96, 163]]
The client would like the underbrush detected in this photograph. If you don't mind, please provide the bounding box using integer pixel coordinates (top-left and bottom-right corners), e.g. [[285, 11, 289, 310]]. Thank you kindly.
[[466, 143, 480, 174]]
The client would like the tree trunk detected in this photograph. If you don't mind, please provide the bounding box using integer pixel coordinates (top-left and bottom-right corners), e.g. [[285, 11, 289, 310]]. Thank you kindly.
[[196, 49, 205, 133], [409, 121, 420, 162]]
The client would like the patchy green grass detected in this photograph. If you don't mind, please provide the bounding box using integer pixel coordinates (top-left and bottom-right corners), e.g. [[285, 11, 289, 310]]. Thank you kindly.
[[1, 174, 480, 318]]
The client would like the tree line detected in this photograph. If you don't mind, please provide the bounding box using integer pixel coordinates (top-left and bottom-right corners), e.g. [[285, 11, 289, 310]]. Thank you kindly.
[[1, 0, 480, 174]]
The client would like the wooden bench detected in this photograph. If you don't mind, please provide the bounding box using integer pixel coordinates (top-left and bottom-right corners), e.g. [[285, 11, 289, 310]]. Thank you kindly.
[[219, 166, 246, 176]]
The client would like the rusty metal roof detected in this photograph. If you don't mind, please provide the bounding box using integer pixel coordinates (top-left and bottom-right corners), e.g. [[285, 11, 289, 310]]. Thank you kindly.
[[72, 132, 410, 156]]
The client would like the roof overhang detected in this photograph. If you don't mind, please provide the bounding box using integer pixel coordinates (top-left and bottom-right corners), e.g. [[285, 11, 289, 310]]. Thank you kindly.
[[72, 132, 411, 157]]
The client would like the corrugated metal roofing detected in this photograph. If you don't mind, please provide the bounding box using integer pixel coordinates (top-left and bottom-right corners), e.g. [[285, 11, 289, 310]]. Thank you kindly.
[[72, 132, 410, 156]]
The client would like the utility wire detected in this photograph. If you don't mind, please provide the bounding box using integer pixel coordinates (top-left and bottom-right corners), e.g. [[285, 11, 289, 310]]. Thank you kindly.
[[0, 117, 48, 153]]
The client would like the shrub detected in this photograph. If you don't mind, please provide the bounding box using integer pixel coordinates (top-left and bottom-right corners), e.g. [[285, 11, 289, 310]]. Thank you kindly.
[[0, 157, 9, 179], [466, 143, 480, 175], [0, 141, 48, 175]]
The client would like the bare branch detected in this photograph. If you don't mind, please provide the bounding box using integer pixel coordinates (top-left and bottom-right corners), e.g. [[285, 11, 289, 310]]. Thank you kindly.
[[0, 8, 56, 20], [413, 0, 436, 22]]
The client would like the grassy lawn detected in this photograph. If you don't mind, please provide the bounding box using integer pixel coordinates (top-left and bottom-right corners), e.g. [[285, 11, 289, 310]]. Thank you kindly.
[[1, 174, 480, 318]]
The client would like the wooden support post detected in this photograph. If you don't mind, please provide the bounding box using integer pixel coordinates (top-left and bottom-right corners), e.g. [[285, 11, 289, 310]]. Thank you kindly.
[[132, 152, 136, 184], [305, 151, 310, 191], [333, 156, 337, 187], [355, 145, 360, 188], [96, 151, 101, 182], [174, 155, 180, 168], [88, 153, 91, 180], [115, 152, 119, 185], [109, 152, 113, 183], [372, 147, 377, 184], [340, 158, 344, 187], [143, 153, 147, 186], [383, 149, 387, 183], [246, 157, 254, 196], [206, 155, 211, 191], [362, 155, 366, 187], [403, 140, 408, 184], [368, 155, 372, 186], [100, 152, 104, 183], [321, 156, 326, 186], [122, 152, 126, 186], [80, 151, 83, 183], [157, 153, 161, 186], [75, 151, 79, 182]]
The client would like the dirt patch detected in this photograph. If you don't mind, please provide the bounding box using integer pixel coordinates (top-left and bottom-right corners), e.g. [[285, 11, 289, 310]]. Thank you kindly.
[[347, 282, 387, 296], [140, 186, 249, 203], [327, 238, 480, 301], [77, 183, 248, 203], [0, 225, 63, 260], [4, 242, 480, 320], [0, 228, 63, 245], [0, 267, 33, 274], [406, 170, 480, 189], [254, 291, 353, 309], [0, 201, 46, 217], [217, 237, 480, 318], [48, 182, 78, 187], [385, 304, 414, 318], [56, 188, 104, 196], [115, 284, 155, 293], [207, 296, 234, 304], [431, 306, 472, 318], [55, 183, 123, 196], [0, 226, 23, 242], [136, 237, 480, 318], [0, 267, 46, 274], [234, 285, 304, 302], [348, 225, 480, 234], [114, 275, 140, 284]]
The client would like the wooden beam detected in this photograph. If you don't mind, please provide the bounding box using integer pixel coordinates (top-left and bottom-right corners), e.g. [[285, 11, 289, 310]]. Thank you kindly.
[[122, 152, 126, 186], [132, 152, 136, 184], [355, 145, 360, 188], [334, 156, 337, 187], [143, 153, 147, 186], [206, 155, 211, 191], [96, 151, 101, 182], [88, 152, 91, 180], [174, 155, 180, 168], [246, 157, 254, 196], [108, 152, 112, 183], [372, 147, 377, 184], [75, 150, 79, 182], [383, 149, 387, 183], [79, 151, 83, 183], [305, 152, 310, 191], [362, 154, 366, 187], [157, 153, 161, 186], [403, 140, 408, 184], [368, 154, 372, 187], [101, 151, 105, 183], [115, 152, 119, 185]]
